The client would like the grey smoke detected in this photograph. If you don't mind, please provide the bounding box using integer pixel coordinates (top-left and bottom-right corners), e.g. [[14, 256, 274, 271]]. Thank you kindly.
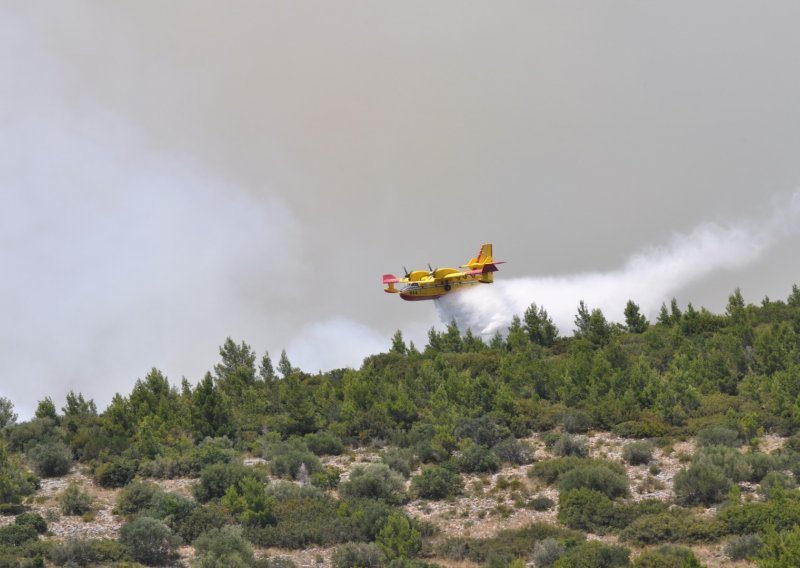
[[436, 192, 800, 337]]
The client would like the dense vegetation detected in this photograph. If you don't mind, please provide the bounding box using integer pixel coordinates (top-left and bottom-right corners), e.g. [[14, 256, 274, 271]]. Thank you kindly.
[[3, 285, 800, 565]]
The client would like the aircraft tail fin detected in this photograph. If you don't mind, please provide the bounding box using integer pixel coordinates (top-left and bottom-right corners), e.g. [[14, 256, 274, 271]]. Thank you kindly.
[[462, 244, 505, 282]]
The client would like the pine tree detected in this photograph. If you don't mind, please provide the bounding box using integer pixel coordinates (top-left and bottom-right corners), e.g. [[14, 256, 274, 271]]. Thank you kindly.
[[441, 320, 463, 353], [506, 315, 528, 351], [623, 300, 649, 334], [788, 284, 800, 307], [259, 352, 276, 381], [191, 372, 232, 439], [390, 330, 407, 355], [574, 301, 591, 335], [489, 331, 505, 349], [657, 302, 672, 325], [35, 397, 58, 420], [462, 328, 485, 352], [669, 298, 682, 324], [278, 350, 293, 378], [523, 302, 559, 346]]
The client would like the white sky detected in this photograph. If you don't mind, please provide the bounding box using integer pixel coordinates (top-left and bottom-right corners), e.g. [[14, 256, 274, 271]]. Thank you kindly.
[[3, 1, 800, 417]]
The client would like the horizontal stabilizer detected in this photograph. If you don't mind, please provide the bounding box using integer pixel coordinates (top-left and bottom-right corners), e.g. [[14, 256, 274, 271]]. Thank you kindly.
[[383, 274, 399, 284]]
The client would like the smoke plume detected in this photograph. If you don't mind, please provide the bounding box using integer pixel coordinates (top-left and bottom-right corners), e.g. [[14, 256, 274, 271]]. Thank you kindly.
[[437, 192, 800, 337]]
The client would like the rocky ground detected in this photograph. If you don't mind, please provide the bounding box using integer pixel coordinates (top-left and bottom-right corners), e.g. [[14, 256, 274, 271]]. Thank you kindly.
[[6, 431, 782, 567]]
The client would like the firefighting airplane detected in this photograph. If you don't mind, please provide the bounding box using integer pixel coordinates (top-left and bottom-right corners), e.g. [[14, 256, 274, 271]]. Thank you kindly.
[[382, 243, 505, 301]]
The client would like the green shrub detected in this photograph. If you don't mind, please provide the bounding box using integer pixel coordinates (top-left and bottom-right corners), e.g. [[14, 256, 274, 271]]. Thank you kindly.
[[380, 448, 418, 478], [632, 545, 702, 567], [558, 465, 629, 500], [303, 432, 344, 456], [696, 425, 741, 448], [49, 538, 128, 566], [528, 495, 554, 511], [719, 495, 800, 534], [93, 458, 137, 488], [560, 411, 591, 434], [673, 462, 731, 506], [220, 476, 276, 528], [193, 463, 266, 503], [528, 457, 625, 485], [552, 541, 630, 568], [58, 482, 93, 515], [622, 441, 653, 465], [531, 537, 565, 567], [246, 491, 347, 548], [15, 512, 47, 534], [621, 510, 721, 545], [455, 444, 500, 474], [331, 542, 382, 568], [173, 502, 230, 543], [192, 525, 255, 568], [725, 533, 762, 561], [115, 479, 160, 515], [694, 446, 753, 482], [552, 434, 588, 458], [492, 437, 534, 465], [435, 522, 584, 565], [194, 437, 238, 467], [266, 440, 322, 480], [138, 455, 196, 479], [454, 416, 509, 447], [557, 489, 616, 533], [411, 465, 463, 499], [310, 466, 341, 489], [119, 516, 180, 566], [26, 441, 72, 477], [759, 471, 796, 497], [376, 512, 422, 560], [613, 419, 669, 439], [0, 524, 38, 546], [339, 463, 407, 504], [746, 451, 780, 482], [145, 491, 198, 535]]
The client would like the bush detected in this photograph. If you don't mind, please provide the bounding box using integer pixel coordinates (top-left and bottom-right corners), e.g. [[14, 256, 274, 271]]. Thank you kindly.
[[694, 446, 753, 482], [622, 441, 653, 465], [696, 425, 741, 448], [266, 440, 322, 480], [632, 545, 702, 567], [146, 490, 198, 534], [173, 503, 230, 543], [527, 496, 553, 512], [552, 434, 588, 458], [492, 437, 534, 465], [193, 463, 266, 503], [557, 489, 616, 533], [558, 465, 629, 500], [455, 444, 500, 474], [560, 411, 591, 434], [552, 541, 630, 568], [59, 482, 93, 516], [454, 416, 509, 447], [331, 542, 382, 568], [303, 432, 344, 456], [115, 479, 160, 515], [119, 516, 180, 566], [725, 533, 763, 561], [613, 418, 669, 439], [381, 448, 418, 478], [15, 512, 47, 534], [339, 463, 407, 504], [411, 465, 463, 500], [0, 524, 38, 546], [759, 471, 796, 497], [93, 458, 137, 488], [192, 525, 255, 568], [310, 466, 341, 489], [26, 440, 72, 477], [49, 538, 128, 566], [531, 537, 565, 567], [673, 462, 732, 506], [528, 457, 625, 485], [194, 437, 238, 468], [719, 496, 800, 534], [376, 512, 422, 560], [621, 510, 721, 545]]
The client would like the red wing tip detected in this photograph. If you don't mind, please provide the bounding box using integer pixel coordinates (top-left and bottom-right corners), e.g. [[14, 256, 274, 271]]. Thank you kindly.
[[382, 274, 399, 283]]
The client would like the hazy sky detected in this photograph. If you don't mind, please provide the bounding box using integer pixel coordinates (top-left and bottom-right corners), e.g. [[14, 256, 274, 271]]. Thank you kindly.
[[4, 1, 800, 417]]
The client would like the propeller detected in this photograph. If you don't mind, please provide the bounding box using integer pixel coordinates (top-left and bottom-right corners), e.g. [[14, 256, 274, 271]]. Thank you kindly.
[[427, 263, 438, 277], [403, 266, 411, 278]]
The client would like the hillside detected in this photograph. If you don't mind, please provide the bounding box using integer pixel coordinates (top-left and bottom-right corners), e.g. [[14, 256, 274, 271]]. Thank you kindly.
[[3, 286, 800, 566]]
